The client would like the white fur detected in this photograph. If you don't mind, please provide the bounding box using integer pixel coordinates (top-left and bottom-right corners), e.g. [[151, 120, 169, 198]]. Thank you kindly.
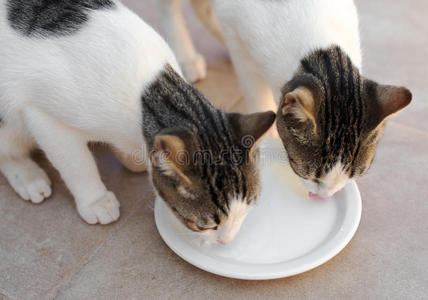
[[302, 162, 350, 198], [216, 198, 252, 244], [0, 1, 181, 224], [197, 198, 252, 245], [211, 0, 361, 103], [162, 0, 361, 195], [158, 0, 206, 82], [212, 0, 360, 196]]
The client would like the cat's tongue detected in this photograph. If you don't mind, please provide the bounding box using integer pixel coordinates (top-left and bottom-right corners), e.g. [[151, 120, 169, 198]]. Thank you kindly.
[[308, 192, 328, 200]]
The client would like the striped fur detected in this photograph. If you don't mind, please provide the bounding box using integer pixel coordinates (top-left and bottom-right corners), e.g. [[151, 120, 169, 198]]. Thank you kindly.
[[143, 65, 275, 241], [277, 46, 411, 197]]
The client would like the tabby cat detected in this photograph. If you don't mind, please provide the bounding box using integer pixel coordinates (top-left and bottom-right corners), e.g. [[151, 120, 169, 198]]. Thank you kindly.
[[0, 0, 275, 244], [161, 0, 411, 198]]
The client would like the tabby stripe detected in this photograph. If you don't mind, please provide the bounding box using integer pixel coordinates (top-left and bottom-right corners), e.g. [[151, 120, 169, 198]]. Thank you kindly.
[[301, 58, 329, 177], [142, 101, 166, 129], [335, 48, 347, 160], [200, 101, 223, 147], [356, 73, 363, 134], [161, 74, 215, 152], [241, 167, 247, 199], [209, 180, 228, 215], [163, 73, 219, 151], [322, 50, 337, 171], [350, 136, 361, 177], [217, 110, 234, 147], [347, 57, 357, 133]]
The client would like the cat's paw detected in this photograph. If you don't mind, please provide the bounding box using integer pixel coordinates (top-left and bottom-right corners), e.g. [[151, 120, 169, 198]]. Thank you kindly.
[[77, 191, 120, 225], [6, 163, 52, 204], [181, 54, 207, 83]]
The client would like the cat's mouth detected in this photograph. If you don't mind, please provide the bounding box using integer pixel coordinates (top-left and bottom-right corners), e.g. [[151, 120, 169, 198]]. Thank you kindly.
[[300, 163, 351, 199], [308, 192, 330, 200], [307, 186, 344, 199]]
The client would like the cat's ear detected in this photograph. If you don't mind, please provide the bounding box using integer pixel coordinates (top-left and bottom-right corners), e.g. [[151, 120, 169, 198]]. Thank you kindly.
[[153, 134, 191, 184], [281, 87, 316, 128], [372, 84, 412, 126], [228, 111, 276, 147]]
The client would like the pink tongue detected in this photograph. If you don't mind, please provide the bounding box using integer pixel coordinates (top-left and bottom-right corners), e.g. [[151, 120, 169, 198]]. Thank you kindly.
[[308, 192, 327, 199]]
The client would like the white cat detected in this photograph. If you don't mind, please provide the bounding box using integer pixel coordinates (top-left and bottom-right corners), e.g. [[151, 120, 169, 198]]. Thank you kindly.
[[0, 0, 275, 246], [160, 0, 361, 113], [0, 0, 181, 224], [161, 0, 411, 198]]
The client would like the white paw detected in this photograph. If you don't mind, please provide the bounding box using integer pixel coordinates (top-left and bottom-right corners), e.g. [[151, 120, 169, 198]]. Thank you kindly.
[[181, 54, 207, 83], [77, 191, 120, 225], [5, 162, 52, 204]]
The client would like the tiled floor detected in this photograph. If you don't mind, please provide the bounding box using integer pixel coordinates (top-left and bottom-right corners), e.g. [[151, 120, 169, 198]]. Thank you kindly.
[[1, 1, 427, 299]]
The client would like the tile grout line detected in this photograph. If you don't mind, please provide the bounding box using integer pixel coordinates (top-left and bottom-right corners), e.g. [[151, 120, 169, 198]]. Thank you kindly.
[[0, 289, 14, 300], [49, 189, 155, 300], [225, 96, 244, 112], [48, 220, 135, 300], [390, 121, 428, 137]]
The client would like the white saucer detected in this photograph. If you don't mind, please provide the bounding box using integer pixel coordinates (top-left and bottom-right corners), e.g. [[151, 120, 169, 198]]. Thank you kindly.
[[155, 138, 362, 280]]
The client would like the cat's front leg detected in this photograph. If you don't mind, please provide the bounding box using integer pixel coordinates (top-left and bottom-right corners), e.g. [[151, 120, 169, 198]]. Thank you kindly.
[[0, 125, 52, 203], [22, 108, 120, 225], [158, 0, 206, 82], [227, 48, 279, 138]]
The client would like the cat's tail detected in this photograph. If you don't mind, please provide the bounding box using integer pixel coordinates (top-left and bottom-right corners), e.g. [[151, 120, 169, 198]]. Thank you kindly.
[[189, 0, 225, 45]]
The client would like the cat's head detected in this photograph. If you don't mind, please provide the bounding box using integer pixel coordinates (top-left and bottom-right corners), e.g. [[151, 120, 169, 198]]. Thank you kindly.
[[276, 46, 411, 198], [150, 111, 276, 244]]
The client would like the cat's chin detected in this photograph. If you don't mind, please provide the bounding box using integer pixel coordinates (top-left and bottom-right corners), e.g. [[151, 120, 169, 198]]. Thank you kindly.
[[199, 232, 219, 247]]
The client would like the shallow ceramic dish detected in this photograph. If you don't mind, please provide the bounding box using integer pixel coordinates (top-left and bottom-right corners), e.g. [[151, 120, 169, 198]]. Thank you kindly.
[[155, 138, 362, 280]]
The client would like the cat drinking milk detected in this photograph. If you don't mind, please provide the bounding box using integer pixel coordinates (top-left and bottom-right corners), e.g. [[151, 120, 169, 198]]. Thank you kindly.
[[161, 0, 412, 198], [0, 0, 275, 244]]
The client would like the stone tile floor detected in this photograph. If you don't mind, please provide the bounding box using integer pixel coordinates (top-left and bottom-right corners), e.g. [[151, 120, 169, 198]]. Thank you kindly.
[[1, 0, 427, 299]]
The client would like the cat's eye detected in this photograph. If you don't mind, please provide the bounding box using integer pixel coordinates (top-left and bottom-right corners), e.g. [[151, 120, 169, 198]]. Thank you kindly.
[[197, 225, 218, 231], [187, 221, 218, 232]]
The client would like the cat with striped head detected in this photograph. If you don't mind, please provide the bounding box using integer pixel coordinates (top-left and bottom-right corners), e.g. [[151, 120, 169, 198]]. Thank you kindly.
[[160, 0, 411, 198], [277, 46, 411, 198], [0, 0, 275, 245], [143, 66, 275, 244]]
